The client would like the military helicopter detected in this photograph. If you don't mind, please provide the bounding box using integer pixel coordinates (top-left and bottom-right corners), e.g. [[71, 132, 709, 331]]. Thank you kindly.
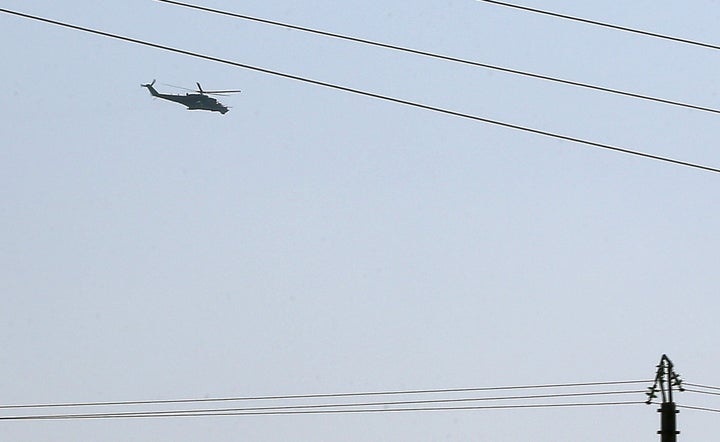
[[141, 80, 241, 114]]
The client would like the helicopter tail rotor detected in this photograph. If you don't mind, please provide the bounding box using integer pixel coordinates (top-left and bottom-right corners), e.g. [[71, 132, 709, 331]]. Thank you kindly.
[[141, 79, 159, 97]]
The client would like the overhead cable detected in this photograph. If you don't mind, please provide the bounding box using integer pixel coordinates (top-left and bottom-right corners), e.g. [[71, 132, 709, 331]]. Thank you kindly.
[[476, 0, 720, 51], [0, 390, 644, 414], [155, 0, 720, 116], [0, 380, 649, 410], [684, 382, 720, 391], [2, 392, 644, 420], [677, 404, 720, 413], [0, 401, 646, 420], [684, 388, 720, 397], [2, 7, 719, 174]]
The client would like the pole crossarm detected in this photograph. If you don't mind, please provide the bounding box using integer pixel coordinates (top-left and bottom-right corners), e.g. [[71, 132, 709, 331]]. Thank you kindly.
[[646, 355, 684, 442]]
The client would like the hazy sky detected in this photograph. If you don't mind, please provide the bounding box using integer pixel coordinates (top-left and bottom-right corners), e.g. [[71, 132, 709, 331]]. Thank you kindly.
[[2, 1, 720, 440]]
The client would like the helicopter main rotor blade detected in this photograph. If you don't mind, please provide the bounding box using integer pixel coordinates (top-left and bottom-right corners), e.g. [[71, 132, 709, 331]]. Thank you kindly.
[[162, 82, 195, 92], [199, 89, 242, 94]]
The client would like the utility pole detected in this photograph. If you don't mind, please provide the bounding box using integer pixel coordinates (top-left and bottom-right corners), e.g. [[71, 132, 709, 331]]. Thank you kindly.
[[646, 355, 684, 442]]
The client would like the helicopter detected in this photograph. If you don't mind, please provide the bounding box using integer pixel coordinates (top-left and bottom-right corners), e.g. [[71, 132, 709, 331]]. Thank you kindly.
[[141, 80, 241, 114]]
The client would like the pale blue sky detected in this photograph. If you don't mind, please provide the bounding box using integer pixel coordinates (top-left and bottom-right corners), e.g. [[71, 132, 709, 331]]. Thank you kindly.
[[2, 1, 720, 440]]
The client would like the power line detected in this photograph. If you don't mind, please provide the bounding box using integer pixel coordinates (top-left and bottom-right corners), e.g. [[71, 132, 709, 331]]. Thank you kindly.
[[126, 390, 645, 414], [0, 401, 645, 421], [156, 0, 720, 116], [684, 382, 720, 391], [2, 8, 719, 175], [1, 391, 645, 415], [0, 380, 649, 410], [677, 404, 720, 414], [476, 0, 720, 51], [684, 388, 720, 397], [0, 391, 642, 416]]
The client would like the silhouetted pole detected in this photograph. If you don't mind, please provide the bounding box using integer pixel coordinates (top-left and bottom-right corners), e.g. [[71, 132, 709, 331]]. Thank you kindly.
[[659, 402, 678, 442], [646, 355, 683, 442]]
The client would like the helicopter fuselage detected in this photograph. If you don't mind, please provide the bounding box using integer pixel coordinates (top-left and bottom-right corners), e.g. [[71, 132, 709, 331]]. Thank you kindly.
[[142, 82, 229, 114]]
